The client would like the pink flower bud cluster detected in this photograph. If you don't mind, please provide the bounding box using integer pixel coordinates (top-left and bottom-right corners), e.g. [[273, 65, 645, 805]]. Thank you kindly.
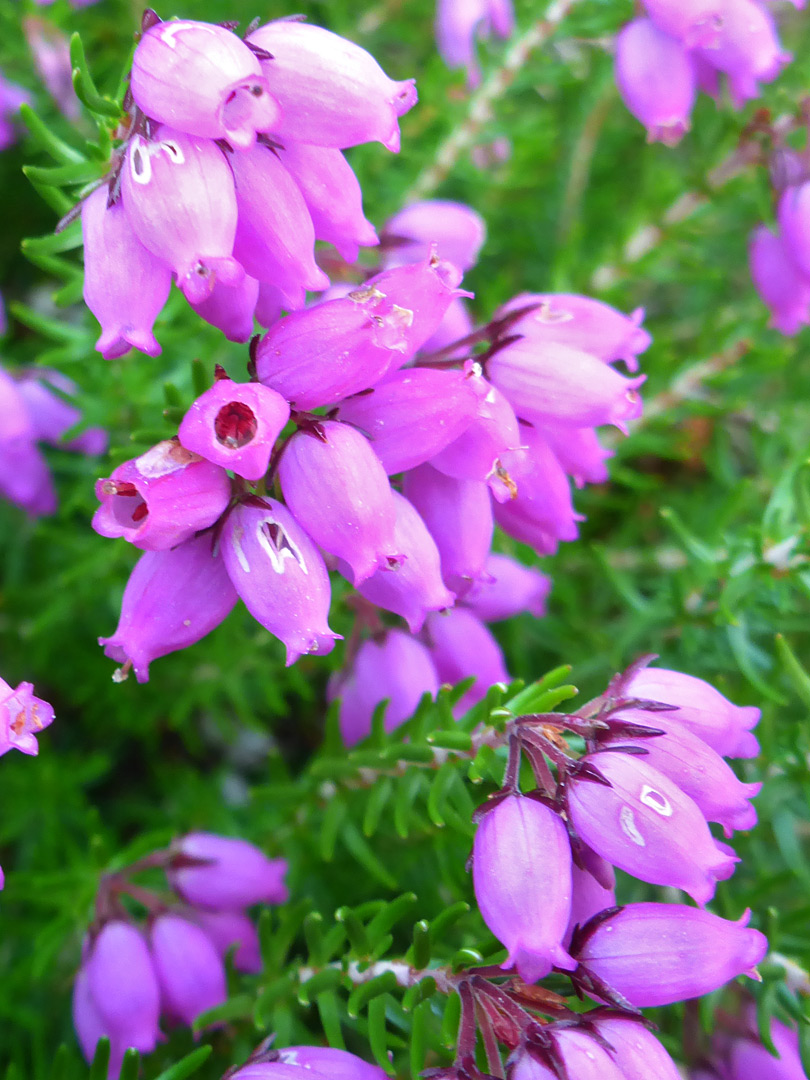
[[471, 658, 765, 1002], [81, 13, 416, 359], [93, 200, 648, 689], [73, 832, 287, 1077], [615, 0, 793, 146], [0, 670, 54, 889], [434, 0, 515, 88], [0, 365, 106, 517]]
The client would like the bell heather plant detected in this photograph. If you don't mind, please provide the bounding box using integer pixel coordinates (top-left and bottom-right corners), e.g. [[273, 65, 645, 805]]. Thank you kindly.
[[2, 1, 810, 1079]]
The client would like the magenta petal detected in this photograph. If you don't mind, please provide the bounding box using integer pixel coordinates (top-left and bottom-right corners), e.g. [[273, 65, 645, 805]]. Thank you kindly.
[[463, 552, 550, 623], [82, 185, 170, 359], [277, 1047, 387, 1080], [188, 274, 259, 343], [615, 19, 696, 145], [472, 794, 575, 982], [383, 200, 486, 272], [86, 922, 161, 1054], [98, 532, 238, 682], [230, 143, 329, 307], [192, 910, 263, 974], [424, 608, 508, 712], [247, 20, 417, 151], [170, 832, 288, 910], [575, 902, 768, 1007], [150, 914, 226, 1026], [592, 1017, 683, 1080], [568, 751, 737, 905], [220, 499, 339, 663], [278, 422, 400, 586]]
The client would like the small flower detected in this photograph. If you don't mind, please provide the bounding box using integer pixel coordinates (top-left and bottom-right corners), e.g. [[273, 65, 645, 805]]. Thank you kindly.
[[614, 19, 696, 146], [749, 225, 810, 337], [425, 607, 509, 712], [169, 832, 288, 910], [150, 914, 226, 1026], [382, 200, 486, 272], [0, 677, 54, 756]]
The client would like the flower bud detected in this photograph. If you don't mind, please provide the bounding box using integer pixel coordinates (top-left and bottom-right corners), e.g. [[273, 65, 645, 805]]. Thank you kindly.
[[540, 423, 612, 487], [81, 185, 171, 359], [150, 914, 226, 1025], [99, 532, 237, 683], [567, 750, 737, 905], [383, 200, 486, 272], [355, 491, 455, 632], [493, 424, 580, 555], [122, 128, 242, 304], [497, 292, 651, 371], [749, 225, 810, 336], [230, 144, 330, 309], [178, 378, 289, 481], [488, 339, 645, 432], [193, 910, 262, 974], [331, 631, 440, 746], [131, 20, 279, 150], [337, 368, 480, 474], [189, 274, 260, 343], [246, 21, 417, 152], [726, 1016, 804, 1080], [280, 143, 378, 263], [278, 422, 400, 586], [779, 183, 810, 280], [574, 902, 768, 1007], [607, 718, 760, 836], [170, 832, 288, 910], [84, 921, 161, 1056], [255, 293, 400, 409], [591, 1016, 683, 1080], [92, 440, 231, 551], [72, 968, 114, 1074], [221, 499, 339, 664], [402, 464, 493, 594], [463, 553, 551, 623], [695, 0, 788, 108], [277, 1046, 387, 1080], [472, 794, 575, 982], [425, 608, 508, 712], [435, 0, 514, 87], [620, 665, 760, 758], [615, 19, 696, 146], [0, 677, 54, 756]]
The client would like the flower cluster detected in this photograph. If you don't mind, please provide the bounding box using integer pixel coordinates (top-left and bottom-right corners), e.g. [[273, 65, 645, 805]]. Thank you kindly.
[[73, 832, 287, 1076], [0, 365, 106, 516], [93, 200, 648, 690], [0, 670, 54, 888], [472, 658, 763, 993], [434, 0, 514, 87], [81, 12, 415, 359], [615, 0, 793, 146]]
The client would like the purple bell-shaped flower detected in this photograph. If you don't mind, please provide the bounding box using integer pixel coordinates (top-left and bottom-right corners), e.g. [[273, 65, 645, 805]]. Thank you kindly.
[[169, 832, 288, 910]]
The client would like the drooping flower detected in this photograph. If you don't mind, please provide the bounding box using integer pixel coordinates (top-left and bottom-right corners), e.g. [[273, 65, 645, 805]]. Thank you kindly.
[[472, 794, 575, 982], [614, 19, 697, 146], [462, 553, 551, 623], [382, 200, 486, 271], [169, 832, 288, 910], [573, 902, 768, 1007], [425, 608, 509, 711], [130, 19, 279, 150], [749, 225, 810, 337], [150, 914, 227, 1025], [435, 0, 514, 87], [98, 532, 238, 683], [191, 910, 263, 975]]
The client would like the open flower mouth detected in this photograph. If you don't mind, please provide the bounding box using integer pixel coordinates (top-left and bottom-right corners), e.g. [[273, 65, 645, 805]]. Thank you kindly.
[[214, 401, 258, 448], [102, 480, 149, 525]]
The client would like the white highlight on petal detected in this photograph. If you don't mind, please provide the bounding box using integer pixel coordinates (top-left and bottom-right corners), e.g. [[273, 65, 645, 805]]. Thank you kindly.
[[620, 804, 646, 846], [640, 784, 674, 817]]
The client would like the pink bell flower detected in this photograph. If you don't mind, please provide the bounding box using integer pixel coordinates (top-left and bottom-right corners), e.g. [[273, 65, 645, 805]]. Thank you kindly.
[[0, 677, 54, 757], [81, 185, 171, 360], [330, 631, 440, 746], [277, 422, 401, 586], [695, 0, 789, 108], [573, 902, 768, 1007], [749, 225, 810, 337], [277, 1046, 387, 1080], [591, 1016, 684, 1080], [567, 750, 738, 905], [541, 423, 612, 487], [382, 200, 486, 272], [178, 377, 289, 481], [189, 275, 260, 343], [424, 607, 508, 711], [150, 914, 226, 1026], [463, 552, 551, 623], [98, 532, 238, 683], [402, 463, 493, 595], [472, 794, 575, 982], [220, 498, 339, 663], [16, 369, 107, 455], [615, 19, 697, 146], [497, 292, 651, 371], [169, 832, 288, 910], [230, 143, 330, 309], [246, 20, 417, 152], [355, 490, 455, 632], [640, 0, 725, 48], [435, 0, 514, 87], [92, 440, 231, 551], [255, 292, 403, 409], [192, 910, 263, 974], [130, 19, 279, 150], [121, 127, 242, 305], [280, 143, 378, 263], [336, 367, 480, 474]]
